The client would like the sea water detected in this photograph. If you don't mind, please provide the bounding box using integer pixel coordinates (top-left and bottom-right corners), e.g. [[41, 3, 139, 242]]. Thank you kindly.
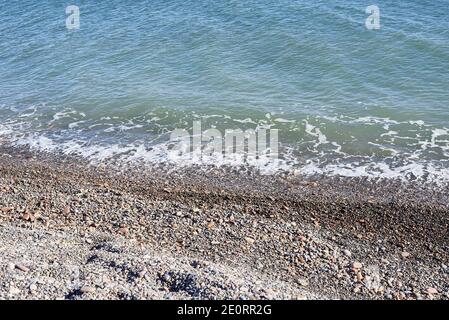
[[1, 1, 448, 182]]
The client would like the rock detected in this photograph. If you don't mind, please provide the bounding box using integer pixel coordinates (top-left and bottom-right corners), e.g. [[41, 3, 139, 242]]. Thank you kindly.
[[343, 249, 352, 257], [297, 278, 309, 287], [262, 288, 275, 299], [426, 287, 438, 295], [22, 212, 31, 221], [63, 206, 70, 214], [29, 284, 37, 291], [356, 273, 364, 282], [80, 286, 95, 294], [9, 287, 20, 296], [118, 227, 129, 235], [401, 251, 410, 259], [138, 270, 147, 278], [15, 264, 30, 273], [7, 262, 15, 272], [352, 262, 363, 270], [244, 237, 255, 244]]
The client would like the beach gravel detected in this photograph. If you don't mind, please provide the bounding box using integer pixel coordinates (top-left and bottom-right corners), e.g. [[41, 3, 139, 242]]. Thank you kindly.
[[0, 146, 448, 300]]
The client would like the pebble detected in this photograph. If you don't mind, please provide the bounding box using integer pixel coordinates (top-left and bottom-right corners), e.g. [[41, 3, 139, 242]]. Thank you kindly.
[[262, 288, 275, 299], [426, 287, 438, 295], [343, 249, 352, 257], [297, 278, 309, 287], [7, 262, 15, 272], [352, 262, 363, 270], [138, 270, 147, 278], [9, 287, 20, 296], [118, 227, 129, 235], [15, 264, 30, 273], [244, 237, 255, 244], [80, 286, 96, 294], [401, 251, 410, 259]]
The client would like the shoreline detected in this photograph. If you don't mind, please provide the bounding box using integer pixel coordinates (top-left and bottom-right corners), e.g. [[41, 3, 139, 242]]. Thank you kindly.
[[0, 145, 448, 299]]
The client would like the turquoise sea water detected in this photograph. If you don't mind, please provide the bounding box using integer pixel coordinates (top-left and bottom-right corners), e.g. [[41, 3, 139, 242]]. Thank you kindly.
[[1, 1, 449, 181]]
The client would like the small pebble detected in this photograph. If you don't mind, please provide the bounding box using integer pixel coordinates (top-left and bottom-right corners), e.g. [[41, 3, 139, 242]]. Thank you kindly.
[[80, 286, 95, 294], [352, 262, 363, 270], [9, 287, 21, 296], [343, 249, 352, 257], [15, 264, 30, 273], [244, 237, 255, 244], [297, 278, 309, 287], [426, 287, 438, 295]]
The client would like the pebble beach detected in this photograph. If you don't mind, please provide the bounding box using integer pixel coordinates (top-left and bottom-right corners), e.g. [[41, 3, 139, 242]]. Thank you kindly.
[[0, 145, 448, 300]]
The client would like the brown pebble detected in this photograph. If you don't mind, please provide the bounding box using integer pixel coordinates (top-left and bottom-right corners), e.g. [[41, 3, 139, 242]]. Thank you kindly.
[[15, 264, 30, 273], [118, 227, 129, 235]]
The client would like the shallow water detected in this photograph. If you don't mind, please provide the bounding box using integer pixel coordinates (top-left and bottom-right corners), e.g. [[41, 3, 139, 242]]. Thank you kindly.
[[1, 1, 449, 181]]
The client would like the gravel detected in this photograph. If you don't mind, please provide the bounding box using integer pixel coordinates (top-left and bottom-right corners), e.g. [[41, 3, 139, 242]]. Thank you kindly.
[[0, 145, 448, 300]]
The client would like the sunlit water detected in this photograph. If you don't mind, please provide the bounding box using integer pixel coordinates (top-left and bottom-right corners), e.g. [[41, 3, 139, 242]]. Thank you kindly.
[[1, 1, 449, 182]]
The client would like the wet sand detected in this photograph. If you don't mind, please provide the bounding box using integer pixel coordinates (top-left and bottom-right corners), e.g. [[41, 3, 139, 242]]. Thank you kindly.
[[0, 145, 448, 300]]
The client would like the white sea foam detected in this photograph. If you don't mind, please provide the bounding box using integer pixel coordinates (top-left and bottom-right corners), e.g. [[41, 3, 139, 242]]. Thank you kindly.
[[1, 110, 449, 184], [304, 120, 328, 147], [300, 160, 449, 184]]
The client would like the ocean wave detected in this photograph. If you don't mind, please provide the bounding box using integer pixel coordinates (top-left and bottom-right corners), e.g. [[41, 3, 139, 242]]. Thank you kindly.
[[0, 105, 448, 183]]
